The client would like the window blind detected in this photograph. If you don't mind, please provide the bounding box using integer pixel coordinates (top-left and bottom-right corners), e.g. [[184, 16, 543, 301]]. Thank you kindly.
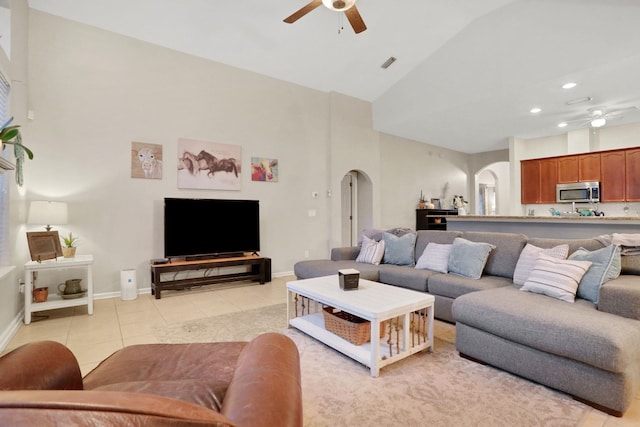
[[0, 71, 10, 265]]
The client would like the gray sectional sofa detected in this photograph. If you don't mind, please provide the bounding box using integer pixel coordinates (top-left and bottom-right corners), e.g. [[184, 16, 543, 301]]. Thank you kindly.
[[293, 230, 640, 416]]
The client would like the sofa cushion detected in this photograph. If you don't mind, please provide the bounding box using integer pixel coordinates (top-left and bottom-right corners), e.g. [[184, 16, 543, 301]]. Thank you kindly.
[[414, 230, 462, 262], [621, 254, 640, 275], [355, 236, 385, 265], [357, 228, 385, 246], [520, 254, 592, 303], [452, 286, 640, 373], [569, 244, 622, 303], [461, 232, 528, 278], [378, 264, 434, 292], [84, 343, 247, 391], [415, 243, 451, 273], [512, 243, 569, 286], [527, 237, 605, 254], [293, 260, 380, 281], [382, 232, 417, 266], [92, 380, 227, 413], [427, 273, 512, 299], [448, 237, 495, 279], [599, 275, 640, 320]]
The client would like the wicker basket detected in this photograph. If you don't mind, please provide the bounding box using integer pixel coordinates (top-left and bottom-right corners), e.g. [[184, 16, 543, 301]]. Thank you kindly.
[[322, 306, 385, 346]]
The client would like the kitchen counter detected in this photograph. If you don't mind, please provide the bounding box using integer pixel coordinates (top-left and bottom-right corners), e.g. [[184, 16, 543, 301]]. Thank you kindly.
[[446, 215, 640, 239]]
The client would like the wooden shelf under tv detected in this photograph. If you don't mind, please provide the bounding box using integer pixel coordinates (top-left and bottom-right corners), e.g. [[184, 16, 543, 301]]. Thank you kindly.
[[149, 255, 271, 299]]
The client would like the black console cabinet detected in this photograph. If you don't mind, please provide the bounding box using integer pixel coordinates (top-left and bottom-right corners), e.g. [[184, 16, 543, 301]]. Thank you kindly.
[[150, 255, 271, 299], [416, 209, 458, 231]]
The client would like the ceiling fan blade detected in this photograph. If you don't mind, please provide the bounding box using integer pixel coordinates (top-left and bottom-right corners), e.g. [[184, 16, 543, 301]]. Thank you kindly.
[[604, 106, 639, 118], [344, 5, 367, 33], [284, 0, 323, 24]]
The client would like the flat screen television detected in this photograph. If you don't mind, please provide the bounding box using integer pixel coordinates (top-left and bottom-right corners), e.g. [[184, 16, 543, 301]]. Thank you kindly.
[[164, 198, 260, 259]]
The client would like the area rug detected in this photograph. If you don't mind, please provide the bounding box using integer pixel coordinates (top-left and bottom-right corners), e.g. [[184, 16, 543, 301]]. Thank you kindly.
[[154, 304, 588, 427]]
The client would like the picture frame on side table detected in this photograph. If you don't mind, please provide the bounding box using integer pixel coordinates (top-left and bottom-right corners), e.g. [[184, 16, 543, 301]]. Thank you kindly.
[[26, 231, 63, 262], [431, 198, 441, 209]]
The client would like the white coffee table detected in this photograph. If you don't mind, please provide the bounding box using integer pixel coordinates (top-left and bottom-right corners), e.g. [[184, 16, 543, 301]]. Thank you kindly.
[[287, 275, 434, 377]]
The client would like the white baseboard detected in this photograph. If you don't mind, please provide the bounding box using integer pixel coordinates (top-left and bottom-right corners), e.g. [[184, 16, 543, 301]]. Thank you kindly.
[[274, 271, 294, 278], [0, 309, 25, 353]]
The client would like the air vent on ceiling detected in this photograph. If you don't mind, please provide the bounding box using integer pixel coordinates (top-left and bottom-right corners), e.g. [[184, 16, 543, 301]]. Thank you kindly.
[[566, 96, 592, 106], [381, 57, 397, 69]]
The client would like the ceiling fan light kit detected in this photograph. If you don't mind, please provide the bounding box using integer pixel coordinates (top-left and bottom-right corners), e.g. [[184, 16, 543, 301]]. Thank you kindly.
[[284, 0, 367, 34], [322, 0, 356, 11]]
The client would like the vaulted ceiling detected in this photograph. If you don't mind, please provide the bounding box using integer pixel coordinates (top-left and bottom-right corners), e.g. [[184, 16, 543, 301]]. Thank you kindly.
[[27, 0, 640, 153]]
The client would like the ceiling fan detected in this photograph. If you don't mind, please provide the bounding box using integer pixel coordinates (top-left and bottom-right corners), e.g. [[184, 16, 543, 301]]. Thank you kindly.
[[284, 0, 367, 34], [559, 106, 639, 129]]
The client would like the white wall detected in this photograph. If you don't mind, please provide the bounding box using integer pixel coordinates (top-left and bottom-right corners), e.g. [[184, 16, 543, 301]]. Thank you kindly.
[[16, 9, 335, 296], [4, 10, 480, 302], [379, 135, 469, 228]]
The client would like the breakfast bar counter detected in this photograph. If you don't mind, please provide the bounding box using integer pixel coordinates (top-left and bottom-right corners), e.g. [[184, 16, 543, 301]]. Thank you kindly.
[[446, 215, 640, 239]]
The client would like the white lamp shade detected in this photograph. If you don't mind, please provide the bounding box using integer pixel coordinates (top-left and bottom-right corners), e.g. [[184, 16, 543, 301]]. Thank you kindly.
[[590, 117, 606, 128], [28, 201, 68, 228]]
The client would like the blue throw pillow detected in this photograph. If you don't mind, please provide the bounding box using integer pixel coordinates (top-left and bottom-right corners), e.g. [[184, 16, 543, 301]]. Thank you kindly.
[[448, 237, 495, 279], [382, 232, 417, 266], [569, 244, 621, 303]]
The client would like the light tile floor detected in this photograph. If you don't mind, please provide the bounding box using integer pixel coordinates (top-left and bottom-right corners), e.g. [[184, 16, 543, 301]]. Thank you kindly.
[[4, 275, 639, 426]]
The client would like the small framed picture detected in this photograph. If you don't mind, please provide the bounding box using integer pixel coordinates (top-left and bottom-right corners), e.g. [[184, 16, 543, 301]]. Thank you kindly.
[[431, 198, 441, 209], [26, 231, 63, 262]]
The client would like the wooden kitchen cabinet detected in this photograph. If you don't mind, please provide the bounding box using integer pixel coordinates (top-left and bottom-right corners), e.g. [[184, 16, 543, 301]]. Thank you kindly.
[[557, 156, 579, 183], [521, 159, 540, 204], [522, 146, 640, 204], [578, 153, 601, 182], [600, 150, 626, 202], [539, 158, 558, 203], [626, 148, 640, 201], [521, 158, 558, 203]]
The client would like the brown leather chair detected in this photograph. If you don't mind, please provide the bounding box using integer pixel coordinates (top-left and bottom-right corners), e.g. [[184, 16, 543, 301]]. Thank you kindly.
[[0, 332, 302, 426]]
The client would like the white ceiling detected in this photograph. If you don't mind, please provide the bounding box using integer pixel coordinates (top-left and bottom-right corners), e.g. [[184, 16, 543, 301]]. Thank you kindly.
[[27, 0, 640, 153]]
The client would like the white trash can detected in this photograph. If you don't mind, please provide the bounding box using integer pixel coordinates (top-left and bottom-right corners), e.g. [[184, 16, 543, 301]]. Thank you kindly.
[[120, 269, 137, 301]]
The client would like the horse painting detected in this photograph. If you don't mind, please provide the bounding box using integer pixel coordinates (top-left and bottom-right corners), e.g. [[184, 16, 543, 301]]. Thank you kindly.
[[177, 139, 242, 190]]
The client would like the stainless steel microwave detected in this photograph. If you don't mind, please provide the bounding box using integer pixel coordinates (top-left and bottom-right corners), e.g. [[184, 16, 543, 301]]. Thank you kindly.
[[556, 182, 600, 203]]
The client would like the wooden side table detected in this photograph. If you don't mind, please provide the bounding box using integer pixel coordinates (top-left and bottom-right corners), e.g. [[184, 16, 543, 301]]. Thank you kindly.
[[24, 254, 94, 325]]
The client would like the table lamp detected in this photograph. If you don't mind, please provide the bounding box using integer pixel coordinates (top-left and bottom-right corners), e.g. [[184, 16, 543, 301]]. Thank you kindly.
[[27, 201, 68, 231]]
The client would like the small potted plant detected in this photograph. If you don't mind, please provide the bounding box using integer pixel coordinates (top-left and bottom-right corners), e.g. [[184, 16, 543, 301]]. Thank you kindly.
[[61, 232, 78, 258], [418, 190, 427, 209], [0, 117, 34, 185]]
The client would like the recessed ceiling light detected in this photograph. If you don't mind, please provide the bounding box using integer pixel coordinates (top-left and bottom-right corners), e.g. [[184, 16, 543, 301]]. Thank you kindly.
[[530, 107, 542, 114], [562, 82, 577, 89], [558, 122, 568, 128]]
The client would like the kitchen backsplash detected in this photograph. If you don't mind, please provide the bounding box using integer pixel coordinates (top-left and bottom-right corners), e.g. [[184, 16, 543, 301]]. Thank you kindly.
[[522, 202, 640, 218]]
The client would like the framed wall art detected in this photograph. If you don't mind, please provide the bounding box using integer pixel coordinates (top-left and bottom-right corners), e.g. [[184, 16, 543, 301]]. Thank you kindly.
[[251, 157, 278, 182], [131, 142, 163, 179], [26, 231, 63, 262], [177, 138, 242, 190]]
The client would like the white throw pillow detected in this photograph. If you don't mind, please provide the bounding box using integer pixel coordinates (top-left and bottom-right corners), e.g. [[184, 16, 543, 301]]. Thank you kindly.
[[356, 235, 385, 265], [520, 253, 592, 303], [513, 243, 569, 286], [415, 243, 452, 273]]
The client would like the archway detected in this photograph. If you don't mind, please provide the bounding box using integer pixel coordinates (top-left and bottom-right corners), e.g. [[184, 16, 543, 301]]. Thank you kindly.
[[475, 161, 509, 215]]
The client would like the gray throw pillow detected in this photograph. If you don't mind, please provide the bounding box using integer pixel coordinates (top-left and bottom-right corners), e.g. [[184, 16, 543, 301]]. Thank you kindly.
[[382, 232, 417, 266], [569, 244, 621, 303], [448, 237, 495, 279]]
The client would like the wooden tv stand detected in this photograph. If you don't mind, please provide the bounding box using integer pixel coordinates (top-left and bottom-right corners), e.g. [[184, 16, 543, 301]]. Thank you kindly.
[[150, 255, 271, 299]]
